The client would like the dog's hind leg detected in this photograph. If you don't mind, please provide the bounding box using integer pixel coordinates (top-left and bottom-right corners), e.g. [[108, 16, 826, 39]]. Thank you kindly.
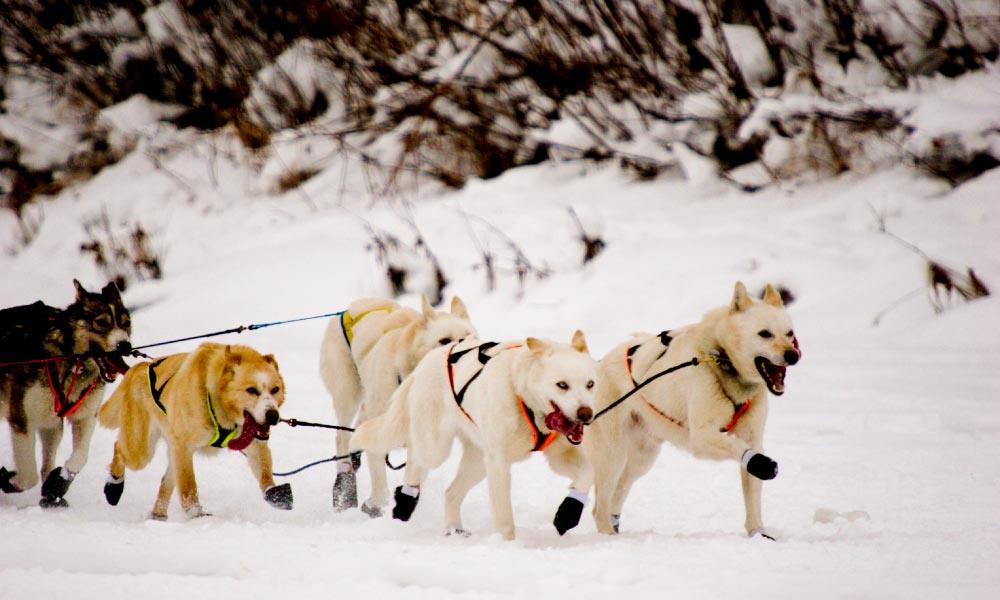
[[361, 451, 390, 518], [444, 439, 485, 535], [151, 463, 175, 520], [392, 463, 426, 522], [104, 441, 127, 506], [9, 427, 39, 491], [608, 441, 661, 533]]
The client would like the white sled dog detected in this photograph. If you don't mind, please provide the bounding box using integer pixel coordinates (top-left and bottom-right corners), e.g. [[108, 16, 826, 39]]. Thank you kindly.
[[561, 282, 800, 539], [350, 331, 597, 541], [319, 295, 475, 515]]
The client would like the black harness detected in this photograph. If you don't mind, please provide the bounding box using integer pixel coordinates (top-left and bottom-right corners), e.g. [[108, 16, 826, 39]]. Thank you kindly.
[[625, 330, 673, 386], [445, 341, 556, 452]]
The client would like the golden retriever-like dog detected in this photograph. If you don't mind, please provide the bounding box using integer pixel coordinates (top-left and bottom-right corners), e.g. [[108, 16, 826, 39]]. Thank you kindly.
[[98, 342, 291, 519]]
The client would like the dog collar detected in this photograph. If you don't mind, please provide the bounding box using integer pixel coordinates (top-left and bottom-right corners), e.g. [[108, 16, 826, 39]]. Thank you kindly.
[[340, 307, 392, 347], [517, 398, 557, 452], [146, 361, 242, 450], [45, 359, 98, 418]]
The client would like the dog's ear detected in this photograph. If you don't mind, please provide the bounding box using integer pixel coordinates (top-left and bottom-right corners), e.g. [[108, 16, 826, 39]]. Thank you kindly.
[[400, 319, 420, 344], [731, 281, 752, 313], [263, 353, 280, 371], [224, 345, 242, 366], [450, 296, 469, 320], [526, 337, 550, 355], [762, 284, 784, 307], [101, 281, 122, 302], [420, 293, 435, 321], [73, 279, 88, 300], [570, 330, 589, 354]]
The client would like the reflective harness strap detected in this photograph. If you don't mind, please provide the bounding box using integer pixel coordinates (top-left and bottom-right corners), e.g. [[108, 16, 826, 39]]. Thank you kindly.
[[45, 359, 98, 418], [446, 342, 551, 451], [517, 398, 557, 452], [146, 359, 236, 449], [340, 307, 392, 347], [623, 332, 750, 433]]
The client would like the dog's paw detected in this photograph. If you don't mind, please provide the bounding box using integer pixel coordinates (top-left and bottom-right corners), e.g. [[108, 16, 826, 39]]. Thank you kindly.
[[332, 470, 358, 511], [611, 514, 621, 534], [0, 467, 21, 494], [39, 495, 70, 509], [553, 496, 585, 535], [749, 527, 776, 541], [351, 452, 362, 471], [264, 483, 293, 510], [445, 526, 471, 538], [104, 474, 125, 506], [742, 451, 779, 480], [360, 501, 383, 518], [40, 467, 74, 504], [184, 504, 210, 519], [149, 512, 169, 521], [392, 485, 419, 522]]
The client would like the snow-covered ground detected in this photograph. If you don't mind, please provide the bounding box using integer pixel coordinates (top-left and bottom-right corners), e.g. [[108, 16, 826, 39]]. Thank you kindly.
[[3, 86, 1000, 598]]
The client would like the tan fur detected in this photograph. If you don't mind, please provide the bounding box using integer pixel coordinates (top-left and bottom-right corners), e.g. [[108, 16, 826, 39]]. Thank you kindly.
[[351, 332, 597, 540], [100, 343, 286, 519], [570, 281, 800, 538], [319, 295, 476, 512]]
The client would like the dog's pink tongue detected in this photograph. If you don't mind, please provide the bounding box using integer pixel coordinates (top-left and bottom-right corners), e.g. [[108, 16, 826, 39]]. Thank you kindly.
[[225, 413, 260, 451]]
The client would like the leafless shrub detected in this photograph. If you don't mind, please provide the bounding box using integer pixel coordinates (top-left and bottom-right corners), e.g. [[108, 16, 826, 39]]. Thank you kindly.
[[364, 220, 448, 305], [275, 167, 321, 194], [80, 209, 163, 292], [568, 207, 606, 265]]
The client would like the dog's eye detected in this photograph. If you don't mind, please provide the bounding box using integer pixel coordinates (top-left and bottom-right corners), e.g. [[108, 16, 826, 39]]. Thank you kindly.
[[270, 386, 280, 395], [786, 330, 794, 337], [556, 381, 569, 390], [758, 330, 773, 339], [439, 337, 452, 345], [246, 387, 260, 396], [586, 380, 595, 389], [95, 315, 111, 327]]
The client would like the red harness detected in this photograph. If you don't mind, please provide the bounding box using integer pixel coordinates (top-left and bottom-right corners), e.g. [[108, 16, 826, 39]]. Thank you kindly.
[[446, 342, 554, 452], [625, 339, 750, 434], [45, 359, 99, 418]]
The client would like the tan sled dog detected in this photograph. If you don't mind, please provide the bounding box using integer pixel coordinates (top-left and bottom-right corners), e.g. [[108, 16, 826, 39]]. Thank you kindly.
[[563, 282, 800, 539], [98, 343, 292, 519], [351, 332, 596, 540], [319, 295, 475, 515]]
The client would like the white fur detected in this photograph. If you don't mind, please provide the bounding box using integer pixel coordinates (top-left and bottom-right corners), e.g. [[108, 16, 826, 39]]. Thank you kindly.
[[350, 332, 597, 540], [570, 282, 800, 538]]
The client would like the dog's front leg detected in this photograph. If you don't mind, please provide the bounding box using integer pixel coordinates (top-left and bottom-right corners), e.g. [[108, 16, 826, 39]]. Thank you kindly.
[[64, 414, 96, 475], [246, 441, 293, 510], [170, 444, 205, 518], [485, 457, 516, 541]]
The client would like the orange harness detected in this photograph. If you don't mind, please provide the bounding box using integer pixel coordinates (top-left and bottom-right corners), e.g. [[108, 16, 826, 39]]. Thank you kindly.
[[45, 359, 99, 418], [446, 342, 555, 452], [624, 335, 750, 434]]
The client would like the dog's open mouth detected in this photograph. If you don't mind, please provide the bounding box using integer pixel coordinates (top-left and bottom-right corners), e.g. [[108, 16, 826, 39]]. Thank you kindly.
[[225, 412, 271, 451], [544, 403, 585, 445], [89, 342, 130, 383], [754, 357, 786, 396]]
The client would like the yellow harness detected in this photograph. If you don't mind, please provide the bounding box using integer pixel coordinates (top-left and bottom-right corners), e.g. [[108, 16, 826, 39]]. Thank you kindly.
[[340, 307, 392, 347]]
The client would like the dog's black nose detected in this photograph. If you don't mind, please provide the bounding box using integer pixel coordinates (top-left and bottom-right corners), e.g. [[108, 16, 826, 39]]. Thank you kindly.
[[784, 350, 800, 365], [577, 406, 593, 424], [265, 409, 280, 426], [116, 340, 132, 354]]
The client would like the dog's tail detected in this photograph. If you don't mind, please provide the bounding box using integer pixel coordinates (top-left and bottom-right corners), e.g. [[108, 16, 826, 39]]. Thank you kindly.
[[350, 376, 414, 454], [99, 364, 157, 471]]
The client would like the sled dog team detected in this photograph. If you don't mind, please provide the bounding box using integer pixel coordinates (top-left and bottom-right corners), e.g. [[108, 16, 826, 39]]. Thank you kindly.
[[1, 280, 800, 541]]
